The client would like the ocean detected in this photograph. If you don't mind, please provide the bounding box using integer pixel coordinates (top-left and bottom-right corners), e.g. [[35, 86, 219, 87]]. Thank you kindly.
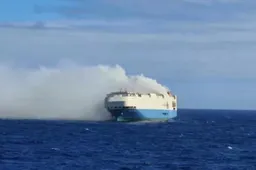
[[0, 109, 255, 170]]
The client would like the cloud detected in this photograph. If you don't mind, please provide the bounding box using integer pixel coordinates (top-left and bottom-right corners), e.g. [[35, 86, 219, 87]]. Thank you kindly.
[[35, 0, 256, 22], [1, 15, 256, 34], [1, 17, 256, 82]]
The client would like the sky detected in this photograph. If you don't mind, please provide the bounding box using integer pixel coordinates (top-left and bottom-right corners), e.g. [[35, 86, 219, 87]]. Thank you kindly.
[[1, 0, 256, 110]]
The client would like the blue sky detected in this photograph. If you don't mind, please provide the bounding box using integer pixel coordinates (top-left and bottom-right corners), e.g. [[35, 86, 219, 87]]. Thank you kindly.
[[1, 0, 256, 110]]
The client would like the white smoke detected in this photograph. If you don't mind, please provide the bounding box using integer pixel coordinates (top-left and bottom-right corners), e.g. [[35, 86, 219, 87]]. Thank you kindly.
[[0, 62, 169, 121]]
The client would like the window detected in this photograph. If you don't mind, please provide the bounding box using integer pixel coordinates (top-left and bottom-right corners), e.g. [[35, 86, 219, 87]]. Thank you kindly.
[[172, 101, 176, 107]]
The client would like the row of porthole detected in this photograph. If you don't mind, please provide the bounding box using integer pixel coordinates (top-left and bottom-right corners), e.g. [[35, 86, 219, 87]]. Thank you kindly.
[[108, 106, 136, 109], [120, 93, 165, 97]]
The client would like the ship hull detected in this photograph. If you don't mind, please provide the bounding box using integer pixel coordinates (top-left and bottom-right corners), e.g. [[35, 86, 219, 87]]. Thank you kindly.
[[108, 108, 177, 122]]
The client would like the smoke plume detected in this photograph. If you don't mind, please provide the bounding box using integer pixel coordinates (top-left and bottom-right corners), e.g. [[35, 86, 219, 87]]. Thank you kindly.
[[0, 63, 169, 121]]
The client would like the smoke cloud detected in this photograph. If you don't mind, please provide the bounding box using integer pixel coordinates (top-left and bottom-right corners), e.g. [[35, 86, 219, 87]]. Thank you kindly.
[[0, 62, 169, 121]]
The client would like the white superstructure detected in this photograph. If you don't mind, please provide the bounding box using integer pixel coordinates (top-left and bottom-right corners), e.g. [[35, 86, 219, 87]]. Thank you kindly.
[[105, 90, 177, 111]]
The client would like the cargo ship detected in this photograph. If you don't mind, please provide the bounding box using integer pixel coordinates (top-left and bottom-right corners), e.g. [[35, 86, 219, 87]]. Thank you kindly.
[[104, 89, 177, 122]]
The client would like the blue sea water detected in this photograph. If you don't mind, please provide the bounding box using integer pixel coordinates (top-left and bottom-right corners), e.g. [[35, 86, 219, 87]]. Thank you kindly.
[[0, 109, 255, 170]]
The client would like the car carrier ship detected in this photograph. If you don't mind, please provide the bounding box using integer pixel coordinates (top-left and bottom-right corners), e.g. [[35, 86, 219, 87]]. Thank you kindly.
[[104, 89, 177, 122]]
